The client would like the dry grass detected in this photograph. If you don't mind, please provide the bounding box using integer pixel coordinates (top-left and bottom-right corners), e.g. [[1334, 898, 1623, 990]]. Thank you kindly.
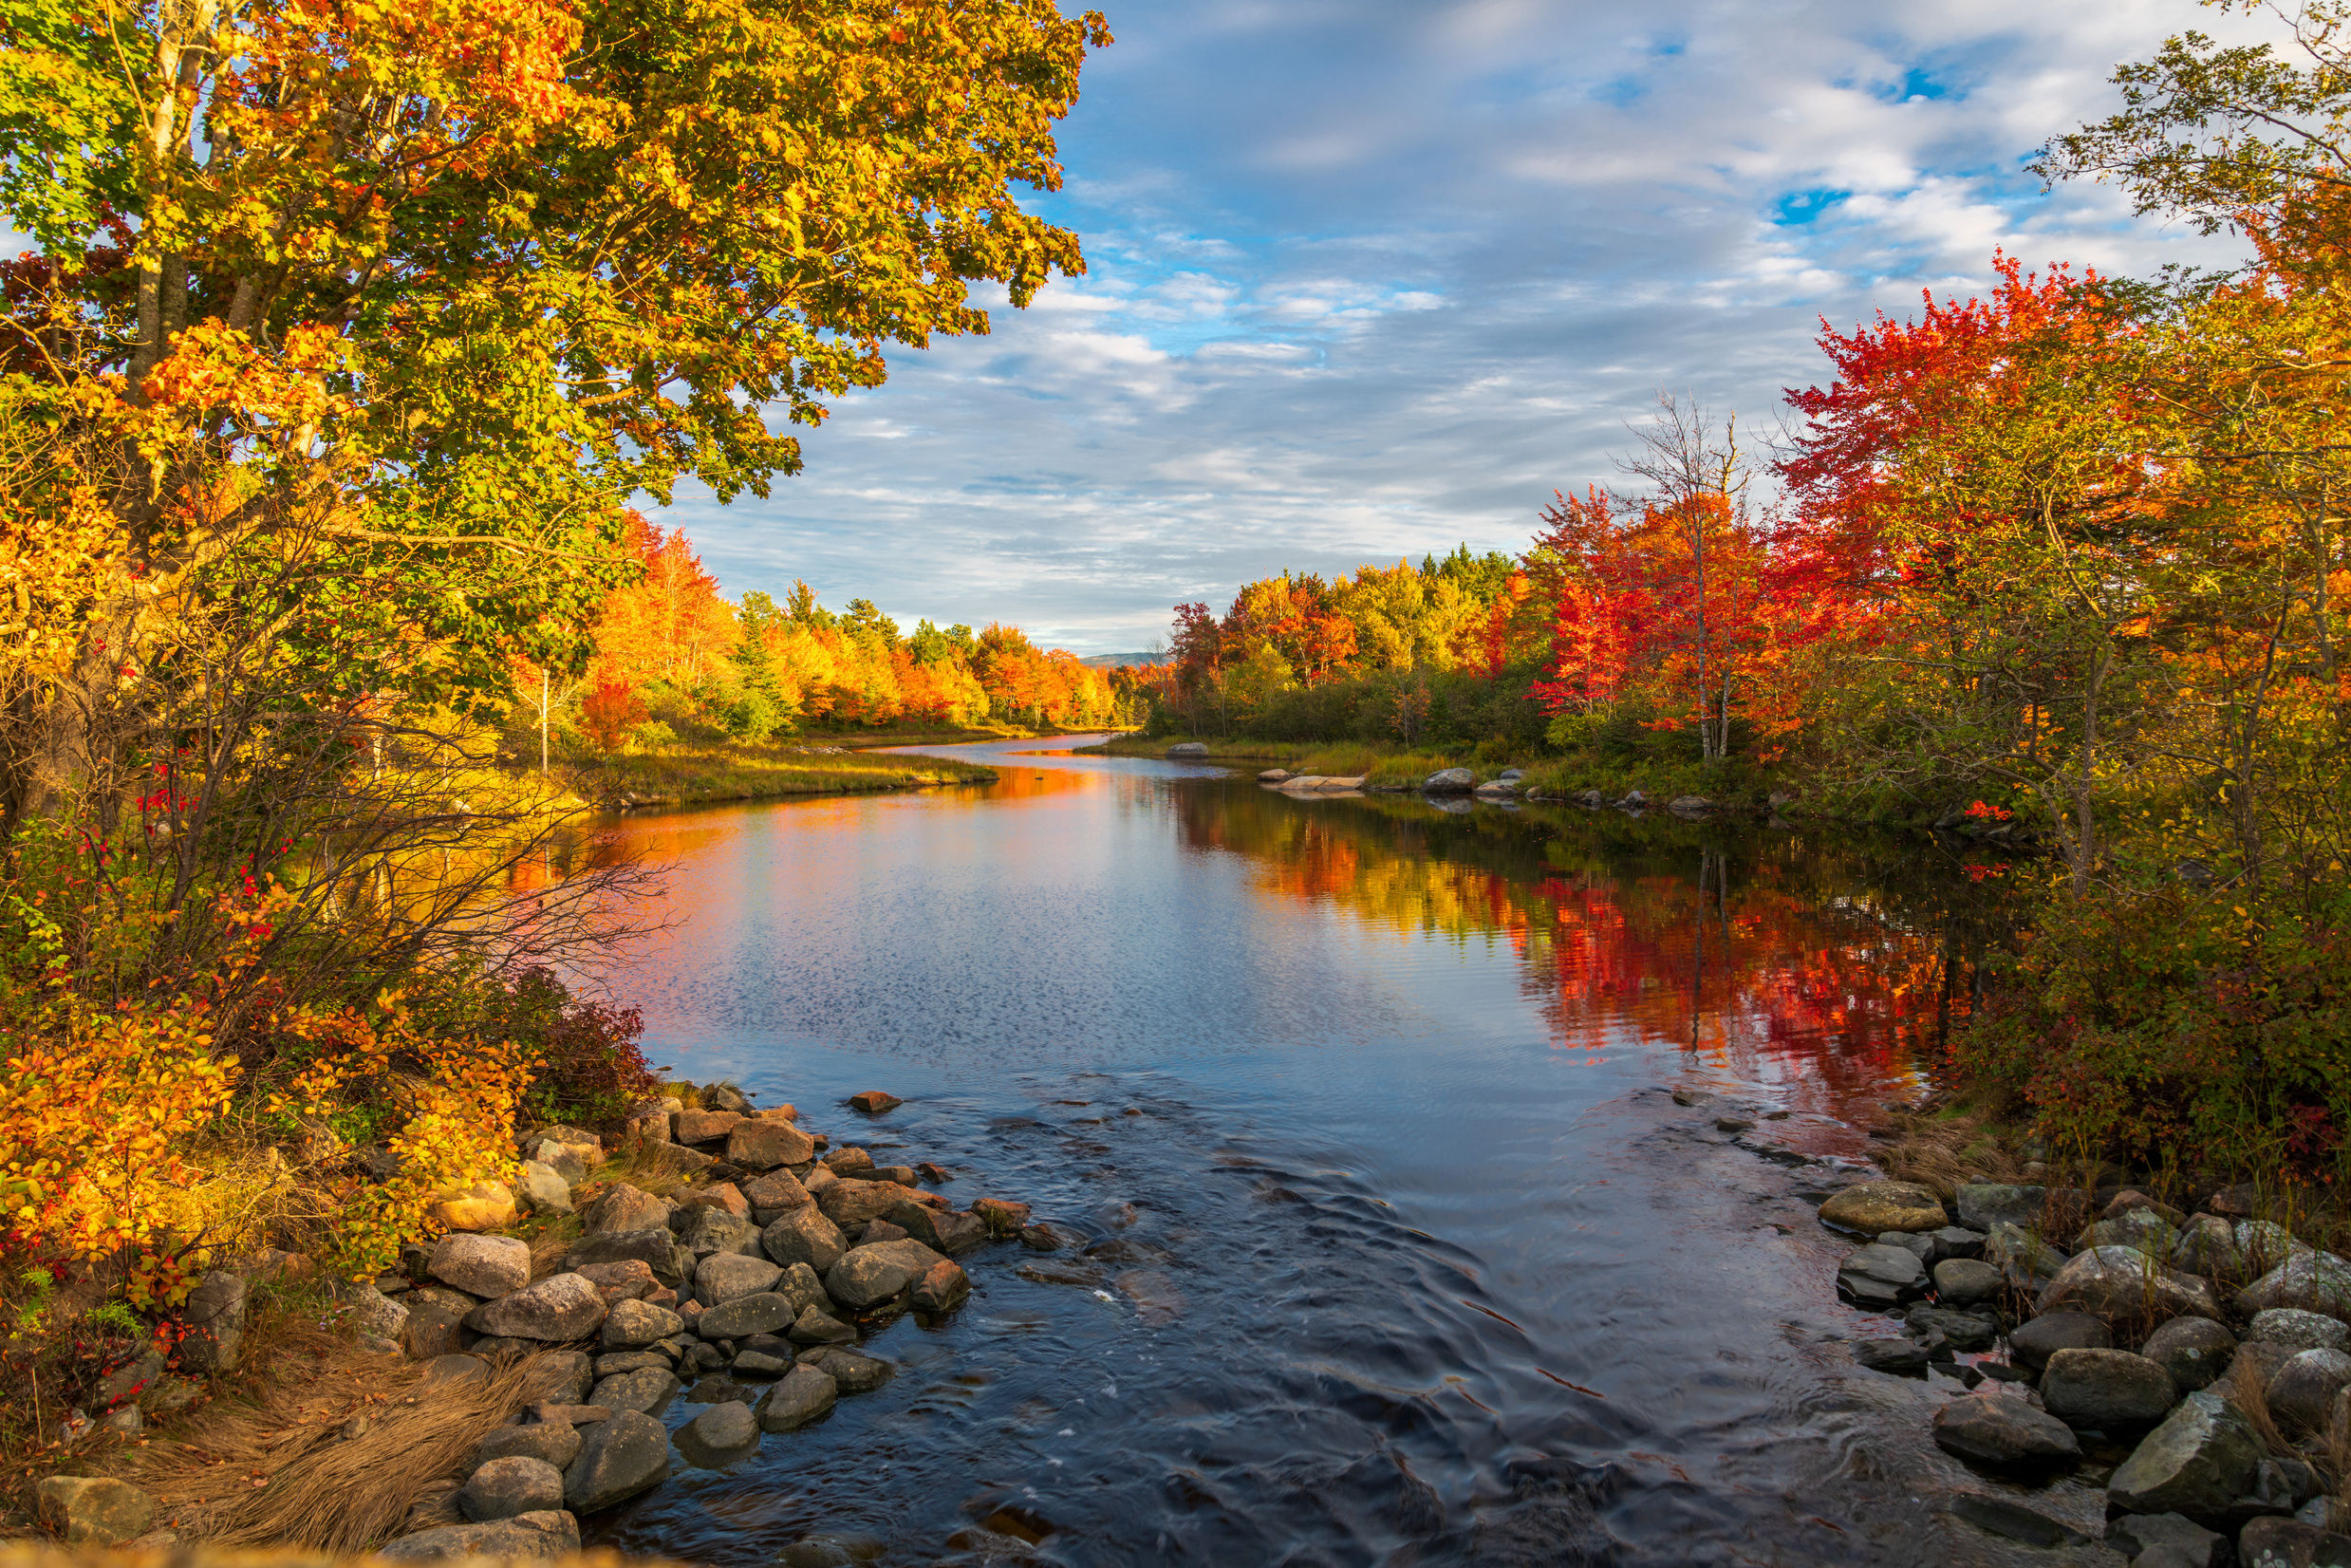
[[1871, 1106, 2029, 1201], [112, 1336, 556, 1553], [0, 1548, 662, 1568], [2221, 1350, 2291, 1459]]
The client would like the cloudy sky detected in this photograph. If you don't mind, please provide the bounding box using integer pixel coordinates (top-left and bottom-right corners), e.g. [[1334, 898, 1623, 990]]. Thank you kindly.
[[666, 0, 2256, 656]]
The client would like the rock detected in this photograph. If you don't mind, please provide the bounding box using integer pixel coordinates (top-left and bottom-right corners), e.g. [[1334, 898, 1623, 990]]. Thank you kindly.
[[674, 1204, 759, 1259], [788, 1305, 856, 1345], [2173, 1214, 2246, 1279], [2142, 1316, 2239, 1392], [1907, 1304, 1999, 1352], [1668, 794, 1711, 814], [685, 1185, 752, 1224], [1018, 1223, 1080, 1252], [519, 1359, 597, 1409], [1984, 1222, 2069, 1291], [858, 1219, 909, 1244], [695, 1292, 798, 1341], [916, 1162, 951, 1184], [762, 1205, 849, 1273], [563, 1227, 686, 1288], [1852, 1337, 1931, 1374], [2240, 1222, 2315, 1276], [2106, 1189, 2189, 1226], [520, 1138, 598, 1186], [588, 1366, 680, 1417], [2239, 1516, 2351, 1568], [743, 1168, 812, 1222], [34, 1478, 157, 1544], [888, 1199, 987, 1256], [563, 1409, 670, 1514], [619, 1098, 676, 1145], [2079, 1206, 2182, 1258], [797, 1346, 894, 1391], [2103, 1512, 2229, 1568], [848, 1091, 902, 1114], [2036, 1246, 2224, 1329], [826, 1238, 948, 1309], [676, 1400, 759, 1465], [696, 1252, 782, 1308], [398, 1295, 470, 1360], [428, 1180, 518, 1232], [2250, 1309, 2351, 1354], [571, 1260, 659, 1305], [1165, 741, 1207, 757], [431, 1234, 532, 1299], [773, 1262, 829, 1316], [424, 1353, 490, 1385], [824, 1147, 874, 1176], [531, 1402, 610, 1426], [1948, 1492, 2090, 1548], [2268, 1349, 2351, 1435], [182, 1269, 249, 1372], [593, 1351, 671, 1377], [2011, 1311, 2113, 1371], [727, 1118, 814, 1170], [582, 1183, 672, 1236], [2041, 1348, 2179, 1428], [97, 1348, 167, 1410], [1259, 768, 1292, 781], [599, 1298, 682, 1350], [327, 1279, 409, 1343], [818, 1178, 906, 1229], [2242, 1252, 2351, 1319], [1820, 1182, 1947, 1235], [457, 1456, 564, 1522], [476, 1423, 583, 1470], [464, 1274, 607, 1341], [2106, 1390, 2266, 1520], [1835, 1242, 1926, 1306], [756, 1365, 838, 1430], [672, 1109, 742, 1145], [1017, 1258, 1106, 1289], [1934, 1258, 2003, 1305], [736, 1349, 798, 1374], [1956, 1183, 2048, 1231], [1423, 767, 1474, 793], [912, 1260, 970, 1313], [378, 1511, 581, 1560], [515, 1162, 573, 1216], [1931, 1392, 2083, 1470]]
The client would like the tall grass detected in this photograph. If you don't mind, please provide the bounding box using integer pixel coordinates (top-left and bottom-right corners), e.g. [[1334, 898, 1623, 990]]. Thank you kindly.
[[588, 742, 995, 806]]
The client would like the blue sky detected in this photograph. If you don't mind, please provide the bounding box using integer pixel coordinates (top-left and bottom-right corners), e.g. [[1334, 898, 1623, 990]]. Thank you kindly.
[[667, 0, 2254, 655]]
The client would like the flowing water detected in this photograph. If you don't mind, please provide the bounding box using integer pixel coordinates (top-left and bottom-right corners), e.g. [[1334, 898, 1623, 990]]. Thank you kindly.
[[579, 738, 2105, 1566]]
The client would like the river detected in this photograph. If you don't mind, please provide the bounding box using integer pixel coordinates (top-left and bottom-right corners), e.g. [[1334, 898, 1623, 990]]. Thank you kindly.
[[579, 737, 2106, 1566]]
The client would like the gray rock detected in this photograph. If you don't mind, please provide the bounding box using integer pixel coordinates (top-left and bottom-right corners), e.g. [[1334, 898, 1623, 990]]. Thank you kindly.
[[1948, 1493, 2090, 1548], [1931, 1392, 2083, 1469], [686, 1376, 756, 1405], [1907, 1305, 1999, 1352], [563, 1409, 670, 1514], [695, 1291, 798, 1341], [674, 1204, 759, 1260], [430, 1233, 532, 1299], [33, 1477, 157, 1544], [1933, 1258, 2003, 1305], [476, 1422, 582, 1471], [787, 1304, 856, 1345], [582, 1183, 673, 1236], [2103, 1512, 2228, 1568], [2106, 1389, 2266, 1520], [520, 1352, 594, 1408], [2035, 1245, 2223, 1328], [2268, 1348, 2351, 1435], [2239, 1223, 2316, 1278], [564, 1227, 687, 1287], [2041, 1348, 2179, 1429], [826, 1238, 948, 1310], [734, 1349, 798, 1374], [1165, 741, 1207, 757], [2238, 1514, 2351, 1568], [795, 1346, 893, 1392], [325, 1279, 409, 1344], [600, 1298, 683, 1350], [1956, 1184, 2047, 1232], [182, 1270, 249, 1372], [696, 1252, 781, 1308], [514, 1162, 572, 1216], [2010, 1311, 2112, 1371], [1852, 1337, 1930, 1374], [2172, 1214, 2245, 1279], [1984, 1222, 2068, 1290], [742, 1167, 812, 1222], [96, 1348, 168, 1410], [816, 1178, 905, 1229], [592, 1351, 671, 1378], [2142, 1316, 2238, 1392], [457, 1456, 564, 1521], [756, 1365, 839, 1431], [1820, 1181, 1947, 1234], [888, 1200, 988, 1256], [1931, 1226, 1985, 1262], [1423, 767, 1475, 793], [760, 1206, 847, 1274], [588, 1366, 680, 1417], [2249, 1308, 2351, 1354], [2078, 1206, 2181, 1259], [2242, 1255, 2351, 1319], [775, 1262, 828, 1316], [676, 1399, 760, 1465], [462, 1273, 606, 1342], [1667, 794, 1711, 814], [423, 1353, 490, 1385], [1875, 1230, 1934, 1264], [727, 1118, 815, 1170], [378, 1511, 580, 1560], [1835, 1242, 1926, 1307]]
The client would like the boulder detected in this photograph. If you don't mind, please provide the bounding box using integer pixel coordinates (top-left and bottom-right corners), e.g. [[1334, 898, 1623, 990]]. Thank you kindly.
[[774, 1262, 829, 1316], [2035, 1246, 2224, 1329], [476, 1423, 583, 1471], [1947, 1493, 2090, 1549], [1930, 1392, 2082, 1470], [571, 1260, 659, 1305], [2240, 1222, 2315, 1277], [1667, 794, 1711, 814], [599, 1299, 683, 1350], [34, 1478, 157, 1544], [515, 1162, 573, 1216], [2106, 1390, 2266, 1520], [1259, 768, 1291, 782], [326, 1279, 408, 1344], [887, 1200, 988, 1256], [588, 1366, 680, 1418], [756, 1365, 838, 1431], [403, 1295, 473, 1359], [1906, 1304, 1998, 1352], [1820, 1182, 1947, 1235], [848, 1091, 902, 1114], [672, 1109, 742, 1145], [2142, 1316, 2238, 1393], [563, 1228, 686, 1288], [2078, 1207, 2181, 1259], [2173, 1215, 2245, 1279], [1930, 1226, 1985, 1262], [424, 1353, 489, 1385], [826, 1238, 948, 1310], [695, 1292, 798, 1341], [1852, 1338, 1930, 1375], [726, 1118, 814, 1170], [430, 1234, 532, 1300], [581, 1184, 672, 1236], [181, 1270, 249, 1372], [2105, 1189, 2188, 1224], [761, 1207, 847, 1274], [563, 1409, 670, 1514], [1835, 1242, 1926, 1307], [2040, 1348, 2179, 1429], [1423, 767, 1475, 793], [463, 1273, 606, 1342], [2241, 1252, 2351, 1319], [1933, 1258, 2003, 1305], [427, 1181, 518, 1232], [824, 1147, 875, 1177], [1984, 1222, 2069, 1291], [796, 1346, 893, 1392], [1955, 1184, 2047, 1232], [457, 1456, 565, 1522], [2268, 1349, 2351, 1436], [1019, 1223, 1081, 1252], [2250, 1309, 2351, 1354], [593, 1350, 671, 1378], [1875, 1230, 1933, 1264], [1165, 741, 1207, 757], [674, 1204, 758, 1260], [2102, 1513, 2228, 1568], [817, 1179, 905, 1229], [735, 1349, 798, 1373], [676, 1399, 759, 1465], [912, 1260, 971, 1314], [697, 1252, 782, 1308], [742, 1168, 812, 1222], [2010, 1312, 2112, 1372], [787, 1305, 856, 1345], [2238, 1516, 2351, 1568], [378, 1511, 580, 1560]]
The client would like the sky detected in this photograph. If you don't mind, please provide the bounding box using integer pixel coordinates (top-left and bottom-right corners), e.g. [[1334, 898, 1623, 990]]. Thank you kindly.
[[665, 0, 2258, 656]]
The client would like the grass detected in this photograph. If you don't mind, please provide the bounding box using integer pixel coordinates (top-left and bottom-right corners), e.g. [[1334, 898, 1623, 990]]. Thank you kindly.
[[569, 740, 997, 808], [1070, 735, 1301, 761], [1290, 746, 1471, 785]]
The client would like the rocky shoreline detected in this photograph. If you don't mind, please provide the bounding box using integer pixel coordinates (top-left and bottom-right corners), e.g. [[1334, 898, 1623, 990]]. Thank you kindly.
[[33, 1085, 1058, 1561]]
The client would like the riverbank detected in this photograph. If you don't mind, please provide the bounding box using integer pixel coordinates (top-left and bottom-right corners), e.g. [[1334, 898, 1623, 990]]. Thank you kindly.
[[559, 742, 998, 811]]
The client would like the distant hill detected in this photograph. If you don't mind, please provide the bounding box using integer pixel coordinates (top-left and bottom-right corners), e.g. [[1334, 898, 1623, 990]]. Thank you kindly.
[[1077, 651, 1159, 669]]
